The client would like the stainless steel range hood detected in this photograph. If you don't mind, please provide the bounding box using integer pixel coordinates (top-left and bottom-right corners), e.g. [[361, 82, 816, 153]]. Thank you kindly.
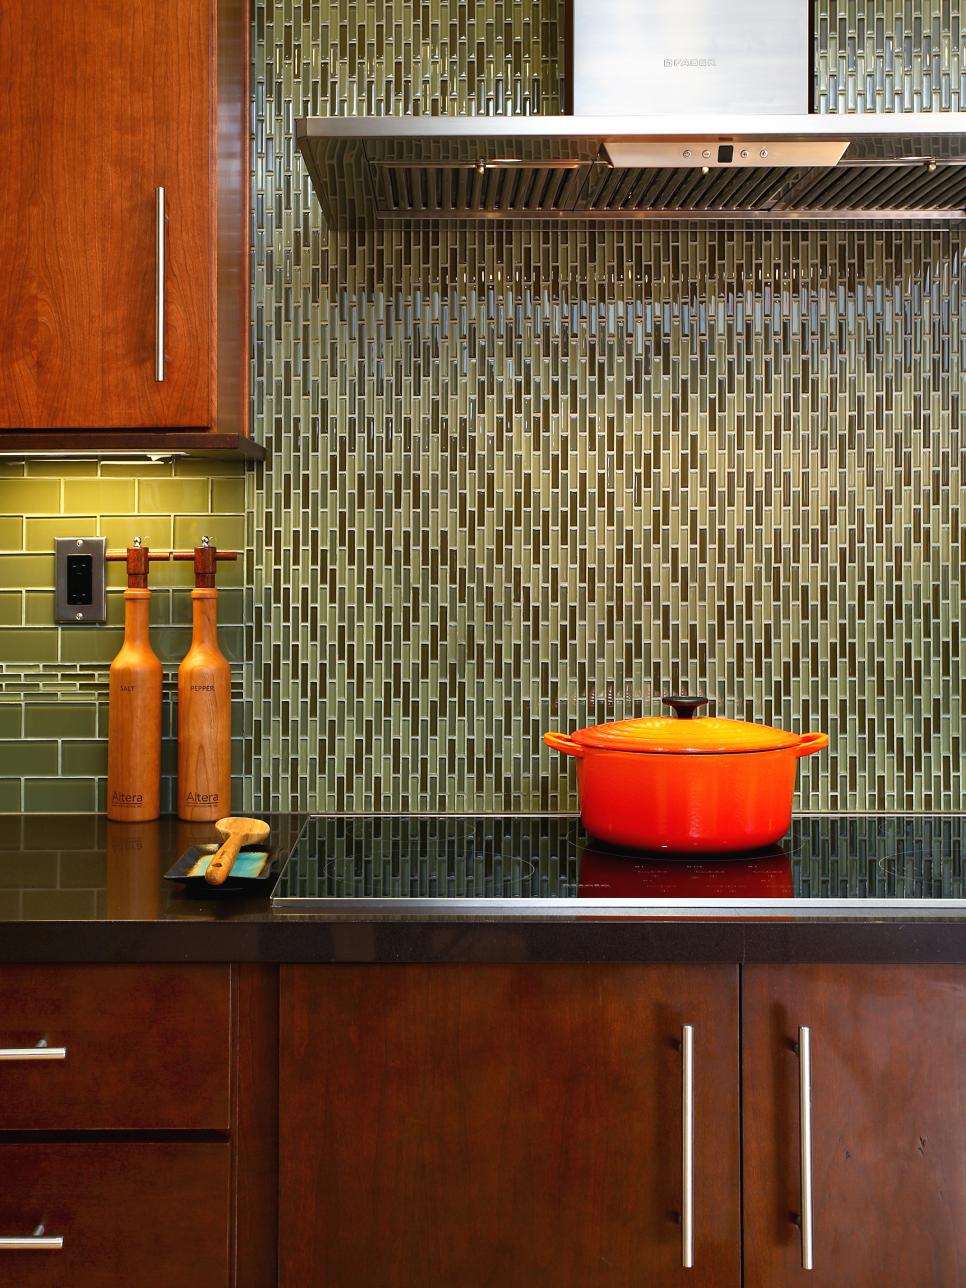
[[296, 114, 966, 228], [297, 0, 965, 227]]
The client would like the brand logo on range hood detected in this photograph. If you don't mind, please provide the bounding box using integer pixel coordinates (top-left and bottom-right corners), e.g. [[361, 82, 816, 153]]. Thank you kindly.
[[664, 57, 717, 68]]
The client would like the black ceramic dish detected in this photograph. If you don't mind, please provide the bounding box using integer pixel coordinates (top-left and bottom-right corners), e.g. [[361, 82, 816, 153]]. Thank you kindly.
[[164, 843, 279, 895]]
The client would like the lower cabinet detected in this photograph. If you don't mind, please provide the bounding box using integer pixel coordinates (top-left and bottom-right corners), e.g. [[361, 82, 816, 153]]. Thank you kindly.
[[280, 963, 966, 1288], [0, 1142, 230, 1286], [743, 965, 966, 1287], [0, 963, 276, 1288], [279, 964, 742, 1288]]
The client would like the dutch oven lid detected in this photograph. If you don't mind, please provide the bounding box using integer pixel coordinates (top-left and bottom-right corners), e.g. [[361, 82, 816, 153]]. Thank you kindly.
[[569, 695, 804, 754]]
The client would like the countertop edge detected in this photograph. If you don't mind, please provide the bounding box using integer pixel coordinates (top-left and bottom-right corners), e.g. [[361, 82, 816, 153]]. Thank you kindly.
[[3, 917, 966, 965]]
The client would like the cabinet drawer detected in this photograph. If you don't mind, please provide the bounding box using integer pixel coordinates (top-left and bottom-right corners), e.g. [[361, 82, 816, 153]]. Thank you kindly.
[[0, 965, 230, 1130], [0, 1142, 229, 1286]]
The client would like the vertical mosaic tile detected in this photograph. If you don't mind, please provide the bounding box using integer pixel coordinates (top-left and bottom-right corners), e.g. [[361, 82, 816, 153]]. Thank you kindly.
[[816, 0, 966, 112], [248, 0, 966, 816]]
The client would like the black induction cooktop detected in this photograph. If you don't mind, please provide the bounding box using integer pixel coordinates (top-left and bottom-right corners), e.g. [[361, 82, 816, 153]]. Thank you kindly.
[[271, 814, 966, 915]]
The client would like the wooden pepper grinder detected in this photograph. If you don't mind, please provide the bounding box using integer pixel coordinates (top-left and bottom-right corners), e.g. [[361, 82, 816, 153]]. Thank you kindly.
[[106, 538, 166, 822], [175, 537, 237, 821]]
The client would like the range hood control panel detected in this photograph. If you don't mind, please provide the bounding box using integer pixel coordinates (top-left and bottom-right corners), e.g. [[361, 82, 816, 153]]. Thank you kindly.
[[604, 139, 849, 170]]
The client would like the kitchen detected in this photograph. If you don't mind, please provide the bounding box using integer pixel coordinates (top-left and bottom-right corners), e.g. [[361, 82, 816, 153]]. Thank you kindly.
[[0, 0, 964, 1284]]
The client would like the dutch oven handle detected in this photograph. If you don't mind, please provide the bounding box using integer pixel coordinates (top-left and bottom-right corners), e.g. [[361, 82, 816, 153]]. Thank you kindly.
[[661, 695, 709, 719], [796, 731, 830, 758], [543, 731, 584, 759]]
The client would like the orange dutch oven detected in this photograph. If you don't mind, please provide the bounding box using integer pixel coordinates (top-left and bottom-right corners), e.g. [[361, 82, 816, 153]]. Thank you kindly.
[[544, 695, 829, 853]]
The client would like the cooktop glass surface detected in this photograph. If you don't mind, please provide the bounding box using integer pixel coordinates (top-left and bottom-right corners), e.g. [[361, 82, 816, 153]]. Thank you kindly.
[[272, 814, 966, 914]]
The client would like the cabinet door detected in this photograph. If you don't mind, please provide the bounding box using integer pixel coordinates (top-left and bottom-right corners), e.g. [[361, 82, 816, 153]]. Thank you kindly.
[[0, 965, 230, 1130], [0, 1141, 229, 1286], [0, 0, 210, 429], [280, 964, 740, 1288], [743, 965, 966, 1287]]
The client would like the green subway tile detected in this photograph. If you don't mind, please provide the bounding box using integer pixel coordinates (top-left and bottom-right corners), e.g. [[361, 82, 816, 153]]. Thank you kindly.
[[151, 626, 192, 663], [217, 588, 245, 623], [63, 478, 136, 514], [0, 739, 58, 775], [25, 461, 102, 478], [218, 626, 245, 663], [0, 704, 22, 738], [172, 515, 243, 551], [211, 477, 246, 511], [171, 459, 240, 479], [139, 477, 210, 512], [0, 554, 55, 589], [24, 517, 99, 553], [169, 586, 245, 627], [24, 778, 97, 813], [0, 478, 61, 513], [0, 517, 23, 550], [59, 627, 123, 664], [25, 702, 97, 739], [0, 592, 23, 625], [61, 740, 108, 775], [99, 462, 168, 478], [0, 628, 59, 662], [99, 515, 173, 552], [0, 779, 22, 813], [24, 591, 55, 625]]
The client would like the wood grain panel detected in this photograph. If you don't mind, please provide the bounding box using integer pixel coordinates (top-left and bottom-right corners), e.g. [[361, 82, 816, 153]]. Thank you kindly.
[[0, 1141, 229, 1286], [743, 965, 966, 1287], [230, 964, 279, 1288], [0, 964, 230, 1130], [280, 963, 741, 1288], [0, 0, 211, 429]]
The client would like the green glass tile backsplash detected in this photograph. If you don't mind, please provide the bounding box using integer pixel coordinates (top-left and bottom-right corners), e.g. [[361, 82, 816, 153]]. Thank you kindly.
[[0, 460, 249, 814], [248, 0, 965, 815], [3, 1, 965, 814]]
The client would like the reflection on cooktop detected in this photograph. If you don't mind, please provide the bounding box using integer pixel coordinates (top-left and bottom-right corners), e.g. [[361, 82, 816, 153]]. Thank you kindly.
[[273, 815, 966, 903]]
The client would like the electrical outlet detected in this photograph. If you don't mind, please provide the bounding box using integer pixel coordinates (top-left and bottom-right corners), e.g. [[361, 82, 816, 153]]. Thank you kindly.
[[55, 536, 107, 624]]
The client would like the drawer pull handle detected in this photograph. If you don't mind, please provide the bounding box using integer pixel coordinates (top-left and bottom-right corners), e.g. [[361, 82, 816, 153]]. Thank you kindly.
[[0, 1224, 63, 1251], [681, 1023, 695, 1269], [797, 1025, 814, 1271], [155, 185, 166, 381], [0, 1040, 67, 1061]]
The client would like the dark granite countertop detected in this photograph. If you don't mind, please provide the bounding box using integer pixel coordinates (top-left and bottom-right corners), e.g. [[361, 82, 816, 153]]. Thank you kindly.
[[1, 814, 966, 964]]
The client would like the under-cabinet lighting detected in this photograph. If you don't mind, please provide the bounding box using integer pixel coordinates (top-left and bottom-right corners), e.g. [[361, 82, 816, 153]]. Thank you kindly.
[[0, 451, 186, 463]]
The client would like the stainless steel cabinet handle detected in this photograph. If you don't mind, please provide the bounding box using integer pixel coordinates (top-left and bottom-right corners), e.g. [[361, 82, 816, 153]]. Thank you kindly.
[[682, 1023, 694, 1269], [798, 1025, 814, 1271], [0, 1224, 63, 1251], [0, 1040, 66, 1061], [155, 186, 165, 382]]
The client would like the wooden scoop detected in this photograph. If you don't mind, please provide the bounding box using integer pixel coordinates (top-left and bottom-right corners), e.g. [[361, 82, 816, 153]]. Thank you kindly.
[[204, 816, 271, 886]]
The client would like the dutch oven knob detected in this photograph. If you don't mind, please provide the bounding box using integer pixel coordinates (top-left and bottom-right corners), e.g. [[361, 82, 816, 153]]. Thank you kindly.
[[662, 694, 710, 720]]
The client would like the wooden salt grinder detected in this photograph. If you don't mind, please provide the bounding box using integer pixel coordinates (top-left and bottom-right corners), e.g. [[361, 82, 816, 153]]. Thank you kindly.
[[105, 541, 166, 822]]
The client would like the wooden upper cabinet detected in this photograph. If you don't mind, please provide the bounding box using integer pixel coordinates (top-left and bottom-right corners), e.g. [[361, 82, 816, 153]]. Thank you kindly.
[[0, 0, 248, 436], [743, 965, 966, 1288], [280, 964, 742, 1288]]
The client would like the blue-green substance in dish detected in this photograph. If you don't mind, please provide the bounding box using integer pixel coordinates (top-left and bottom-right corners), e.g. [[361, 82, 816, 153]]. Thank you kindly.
[[185, 847, 271, 880]]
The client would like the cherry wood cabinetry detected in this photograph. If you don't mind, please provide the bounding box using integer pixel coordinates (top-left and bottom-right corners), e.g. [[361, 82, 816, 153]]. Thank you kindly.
[[0, 964, 230, 1130], [279, 964, 742, 1288], [0, 0, 249, 443], [743, 965, 966, 1288], [0, 964, 276, 1288], [0, 1142, 230, 1286], [4, 956, 966, 1284]]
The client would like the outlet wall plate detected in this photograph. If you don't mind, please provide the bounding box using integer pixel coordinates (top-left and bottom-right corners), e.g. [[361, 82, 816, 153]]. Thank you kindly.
[[54, 536, 107, 624]]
